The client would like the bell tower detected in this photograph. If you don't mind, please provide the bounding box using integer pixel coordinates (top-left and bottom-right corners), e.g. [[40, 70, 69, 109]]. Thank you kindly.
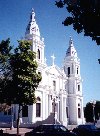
[[64, 37, 84, 125], [25, 9, 46, 67]]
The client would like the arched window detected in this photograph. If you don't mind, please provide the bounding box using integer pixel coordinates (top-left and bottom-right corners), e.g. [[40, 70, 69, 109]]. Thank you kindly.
[[53, 80, 56, 91], [78, 108, 81, 118], [37, 49, 40, 59], [78, 85, 80, 91], [36, 97, 41, 117], [78, 103, 80, 106], [36, 97, 41, 101], [66, 107, 69, 118], [78, 102, 81, 118], [77, 67, 78, 74], [68, 67, 70, 76]]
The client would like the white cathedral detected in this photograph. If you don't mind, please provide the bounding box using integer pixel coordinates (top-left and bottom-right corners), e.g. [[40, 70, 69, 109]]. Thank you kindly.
[[0, 9, 84, 127]]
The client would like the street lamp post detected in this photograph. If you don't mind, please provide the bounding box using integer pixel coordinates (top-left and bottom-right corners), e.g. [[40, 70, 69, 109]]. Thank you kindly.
[[90, 100, 96, 125], [52, 95, 59, 124], [10, 104, 14, 129], [53, 98, 56, 124]]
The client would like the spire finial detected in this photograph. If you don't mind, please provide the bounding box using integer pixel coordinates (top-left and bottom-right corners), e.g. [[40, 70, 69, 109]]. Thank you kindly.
[[69, 36, 73, 46], [32, 8, 34, 12], [51, 54, 55, 66], [30, 8, 35, 22]]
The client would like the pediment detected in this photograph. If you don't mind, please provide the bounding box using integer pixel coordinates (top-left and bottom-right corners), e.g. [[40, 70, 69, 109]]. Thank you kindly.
[[45, 65, 66, 78]]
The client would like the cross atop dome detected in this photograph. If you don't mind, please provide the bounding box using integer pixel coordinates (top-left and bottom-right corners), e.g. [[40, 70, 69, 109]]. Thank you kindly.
[[69, 36, 74, 47]]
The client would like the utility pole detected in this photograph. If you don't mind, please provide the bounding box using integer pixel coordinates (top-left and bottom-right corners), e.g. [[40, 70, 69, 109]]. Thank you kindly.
[[10, 104, 14, 129]]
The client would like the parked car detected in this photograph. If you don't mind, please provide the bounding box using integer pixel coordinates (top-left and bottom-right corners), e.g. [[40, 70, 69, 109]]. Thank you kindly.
[[72, 124, 100, 136], [25, 124, 77, 136]]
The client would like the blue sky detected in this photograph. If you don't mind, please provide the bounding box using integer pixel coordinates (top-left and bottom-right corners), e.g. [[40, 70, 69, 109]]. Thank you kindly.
[[0, 0, 100, 106]]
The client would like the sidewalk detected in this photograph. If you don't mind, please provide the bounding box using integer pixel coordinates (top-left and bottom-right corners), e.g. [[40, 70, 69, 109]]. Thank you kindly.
[[0, 128, 32, 136]]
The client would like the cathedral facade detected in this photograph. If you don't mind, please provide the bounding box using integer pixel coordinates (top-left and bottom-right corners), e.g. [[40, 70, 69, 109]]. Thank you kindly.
[[0, 9, 84, 127]]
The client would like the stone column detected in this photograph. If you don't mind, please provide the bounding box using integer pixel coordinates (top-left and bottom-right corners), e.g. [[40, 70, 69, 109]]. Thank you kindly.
[[31, 104, 36, 123], [60, 94, 63, 123], [48, 95, 52, 114], [42, 92, 45, 120]]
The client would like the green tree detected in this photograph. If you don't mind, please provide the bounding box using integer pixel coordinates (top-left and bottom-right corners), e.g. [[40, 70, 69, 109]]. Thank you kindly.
[[95, 101, 100, 120], [10, 40, 41, 135], [0, 38, 12, 80], [84, 101, 100, 123], [0, 38, 12, 108], [0, 39, 42, 135], [55, 0, 100, 45], [84, 102, 93, 122]]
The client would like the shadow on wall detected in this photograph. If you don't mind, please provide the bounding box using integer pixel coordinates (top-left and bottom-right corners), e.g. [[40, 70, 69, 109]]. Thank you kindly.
[[32, 113, 61, 127], [0, 113, 61, 128]]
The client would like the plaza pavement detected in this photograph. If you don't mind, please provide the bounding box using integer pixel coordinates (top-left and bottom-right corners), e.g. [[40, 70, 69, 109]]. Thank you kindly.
[[0, 127, 33, 136]]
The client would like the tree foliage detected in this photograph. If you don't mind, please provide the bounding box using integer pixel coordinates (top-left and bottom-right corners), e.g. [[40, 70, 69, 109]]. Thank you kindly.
[[0, 38, 12, 105], [0, 39, 42, 135], [0, 39, 41, 105], [0, 38, 12, 77], [84, 102, 94, 122], [55, 0, 100, 45], [84, 101, 100, 123], [9, 40, 42, 105], [95, 101, 100, 120]]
